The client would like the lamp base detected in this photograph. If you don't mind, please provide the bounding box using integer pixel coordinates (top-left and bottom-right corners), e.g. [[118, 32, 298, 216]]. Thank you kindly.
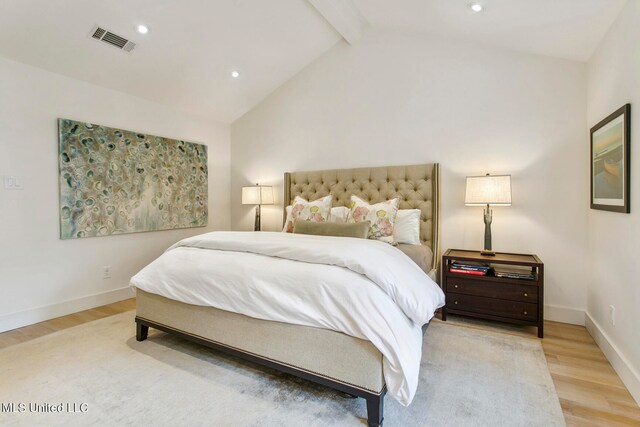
[[254, 205, 261, 232], [480, 250, 496, 256]]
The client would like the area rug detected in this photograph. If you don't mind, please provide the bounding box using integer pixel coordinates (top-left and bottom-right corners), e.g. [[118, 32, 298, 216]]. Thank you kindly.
[[0, 311, 564, 426]]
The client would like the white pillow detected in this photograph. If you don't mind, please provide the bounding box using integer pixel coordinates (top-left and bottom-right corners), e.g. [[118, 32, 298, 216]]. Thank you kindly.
[[283, 205, 350, 231], [282, 195, 332, 233], [394, 209, 422, 245], [348, 195, 400, 244], [329, 206, 350, 223]]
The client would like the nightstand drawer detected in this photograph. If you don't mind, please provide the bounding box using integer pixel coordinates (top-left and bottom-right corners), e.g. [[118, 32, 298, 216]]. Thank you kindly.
[[446, 293, 538, 321], [447, 278, 538, 303]]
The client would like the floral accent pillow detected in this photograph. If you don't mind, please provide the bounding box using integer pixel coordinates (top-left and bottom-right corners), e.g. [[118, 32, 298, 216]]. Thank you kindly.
[[283, 195, 332, 233], [283, 205, 350, 231], [348, 195, 400, 244]]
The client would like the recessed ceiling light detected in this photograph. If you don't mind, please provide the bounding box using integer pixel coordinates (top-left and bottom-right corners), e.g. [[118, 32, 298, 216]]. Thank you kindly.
[[231, 70, 240, 78], [469, 3, 483, 12], [136, 24, 149, 34]]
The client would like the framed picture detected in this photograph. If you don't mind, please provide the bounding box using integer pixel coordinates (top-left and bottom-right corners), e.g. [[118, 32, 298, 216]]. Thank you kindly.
[[590, 104, 631, 213]]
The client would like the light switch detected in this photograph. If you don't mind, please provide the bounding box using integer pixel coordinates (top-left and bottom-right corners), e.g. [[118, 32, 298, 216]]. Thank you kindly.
[[3, 176, 24, 190]]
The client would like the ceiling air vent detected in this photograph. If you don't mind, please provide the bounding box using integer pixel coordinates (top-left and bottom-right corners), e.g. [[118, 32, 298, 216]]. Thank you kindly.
[[90, 26, 136, 52]]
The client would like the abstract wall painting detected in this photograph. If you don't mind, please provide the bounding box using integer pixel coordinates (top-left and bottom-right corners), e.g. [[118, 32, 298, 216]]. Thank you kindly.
[[58, 119, 208, 239], [590, 104, 631, 213]]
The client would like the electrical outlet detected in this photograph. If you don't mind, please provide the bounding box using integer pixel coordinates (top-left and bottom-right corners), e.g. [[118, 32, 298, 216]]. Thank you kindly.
[[609, 305, 616, 326], [3, 175, 24, 190], [103, 266, 111, 280]]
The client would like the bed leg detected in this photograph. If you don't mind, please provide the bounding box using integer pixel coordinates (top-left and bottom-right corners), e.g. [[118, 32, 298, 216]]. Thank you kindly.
[[136, 321, 149, 342], [366, 392, 384, 427]]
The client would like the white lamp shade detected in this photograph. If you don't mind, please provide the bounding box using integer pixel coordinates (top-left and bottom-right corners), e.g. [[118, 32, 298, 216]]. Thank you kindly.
[[465, 175, 512, 206], [242, 185, 274, 205]]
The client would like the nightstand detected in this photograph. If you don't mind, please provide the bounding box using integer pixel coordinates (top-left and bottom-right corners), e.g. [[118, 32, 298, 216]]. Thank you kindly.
[[441, 249, 544, 338]]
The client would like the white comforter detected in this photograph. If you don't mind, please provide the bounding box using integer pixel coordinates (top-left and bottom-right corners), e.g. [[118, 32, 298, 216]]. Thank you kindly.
[[130, 231, 445, 405]]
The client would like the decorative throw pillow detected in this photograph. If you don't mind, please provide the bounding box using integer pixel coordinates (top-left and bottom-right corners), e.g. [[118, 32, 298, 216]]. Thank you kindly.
[[283, 205, 349, 231], [283, 205, 293, 232], [394, 209, 422, 245], [282, 195, 332, 233], [348, 195, 400, 244], [293, 220, 371, 239]]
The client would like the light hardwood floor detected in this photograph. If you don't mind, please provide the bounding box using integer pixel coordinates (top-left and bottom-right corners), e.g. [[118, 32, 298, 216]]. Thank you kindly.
[[0, 299, 638, 426]]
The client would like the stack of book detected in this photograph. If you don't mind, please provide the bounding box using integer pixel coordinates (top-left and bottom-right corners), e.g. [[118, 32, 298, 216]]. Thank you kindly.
[[449, 261, 492, 276], [494, 270, 535, 280]]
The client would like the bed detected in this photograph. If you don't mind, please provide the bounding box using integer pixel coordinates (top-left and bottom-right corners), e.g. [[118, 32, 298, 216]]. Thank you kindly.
[[133, 163, 441, 427]]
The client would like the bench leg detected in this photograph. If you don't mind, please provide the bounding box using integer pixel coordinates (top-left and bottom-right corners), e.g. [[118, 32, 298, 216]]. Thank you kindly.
[[136, 321, 149, 342], [366, 392, 384, 427]]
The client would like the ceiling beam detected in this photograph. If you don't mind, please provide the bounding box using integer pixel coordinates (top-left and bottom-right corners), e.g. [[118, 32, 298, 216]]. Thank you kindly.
[[307, 0, 367, 45]]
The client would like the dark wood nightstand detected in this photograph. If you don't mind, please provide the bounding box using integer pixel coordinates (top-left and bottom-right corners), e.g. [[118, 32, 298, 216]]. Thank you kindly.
[[441, 249, 544, 338]]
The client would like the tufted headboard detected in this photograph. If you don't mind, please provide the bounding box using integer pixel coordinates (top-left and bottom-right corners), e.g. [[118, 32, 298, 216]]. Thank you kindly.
[[283, 163, 440, 275]]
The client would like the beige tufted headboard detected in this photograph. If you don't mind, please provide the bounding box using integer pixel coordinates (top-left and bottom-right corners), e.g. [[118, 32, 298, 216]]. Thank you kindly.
[[284, 163, 440, 275]]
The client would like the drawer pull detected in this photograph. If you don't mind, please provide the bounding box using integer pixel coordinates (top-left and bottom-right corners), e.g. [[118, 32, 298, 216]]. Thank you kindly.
[[524, 311, 528, 315], [524, 293, 528, 297], [454, 301, 458, 305], [454, 284, 459, 289]]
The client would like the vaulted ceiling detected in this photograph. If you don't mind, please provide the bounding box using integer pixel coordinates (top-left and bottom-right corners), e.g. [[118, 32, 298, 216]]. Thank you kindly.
[[353, 0, 626, 62], [0, 0, 341, 123], [0, 0, 627, 123]]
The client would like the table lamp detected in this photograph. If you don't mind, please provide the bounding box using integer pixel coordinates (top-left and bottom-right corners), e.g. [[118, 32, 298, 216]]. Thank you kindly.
[[465, 174, 512, 256], [242, 184, 274, 231]]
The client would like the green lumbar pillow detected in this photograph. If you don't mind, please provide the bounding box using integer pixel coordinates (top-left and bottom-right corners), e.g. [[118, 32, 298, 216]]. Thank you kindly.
[[292, 220, 371, 239]]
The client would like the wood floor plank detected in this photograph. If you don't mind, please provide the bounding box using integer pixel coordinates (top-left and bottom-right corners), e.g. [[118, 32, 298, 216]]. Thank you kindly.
[[607, 399, 640, 422], [553, 376, 613, 412], [0, 333, 23, 348], [554, 353, 620, 371], [562, 399, 640, 426], [554, 374, 639, 407], [0, 301, 638, 426], [547, 360, 628, 388]]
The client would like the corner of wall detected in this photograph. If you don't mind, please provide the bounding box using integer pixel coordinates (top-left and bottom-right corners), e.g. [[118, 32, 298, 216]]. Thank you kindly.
[[544, 305, 585, 325]]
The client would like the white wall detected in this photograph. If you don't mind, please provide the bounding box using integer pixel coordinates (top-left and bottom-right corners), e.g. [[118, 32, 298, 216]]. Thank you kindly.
[[231, 31, 588, 324], [587, 0, 640, 403], [0, 56, 231, 332]]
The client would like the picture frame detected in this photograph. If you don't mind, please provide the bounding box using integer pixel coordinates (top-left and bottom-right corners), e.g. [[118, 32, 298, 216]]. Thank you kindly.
[[590, 104, 631, 213]]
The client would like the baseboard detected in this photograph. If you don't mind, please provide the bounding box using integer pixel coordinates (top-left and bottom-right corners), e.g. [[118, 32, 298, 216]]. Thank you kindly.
[[585, 312, 640, 405], [0, 286, 135, 333], [544, 304, 585, 325]]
